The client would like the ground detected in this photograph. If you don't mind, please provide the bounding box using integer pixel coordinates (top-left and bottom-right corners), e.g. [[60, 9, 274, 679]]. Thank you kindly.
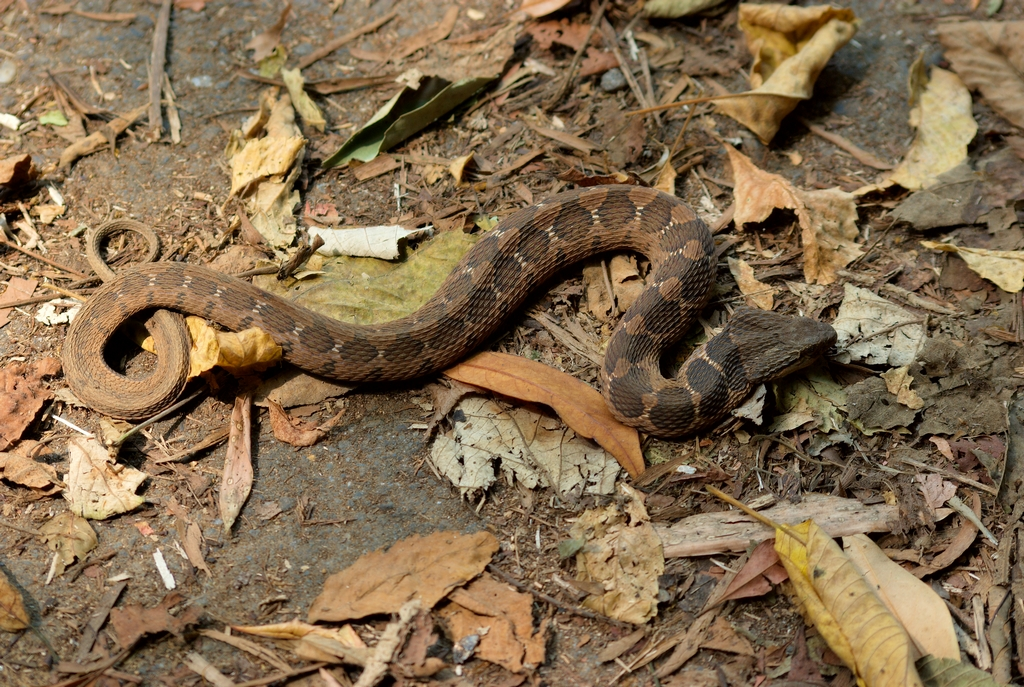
[[1, 0, 1023, 685]]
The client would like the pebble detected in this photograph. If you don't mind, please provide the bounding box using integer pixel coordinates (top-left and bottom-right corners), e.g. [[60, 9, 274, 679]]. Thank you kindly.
[[0, 58, 16, 85], [600, 68, 627, 93]]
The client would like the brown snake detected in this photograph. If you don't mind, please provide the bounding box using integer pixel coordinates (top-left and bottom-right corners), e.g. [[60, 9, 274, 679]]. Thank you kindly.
[[63, 186, 836, 437]]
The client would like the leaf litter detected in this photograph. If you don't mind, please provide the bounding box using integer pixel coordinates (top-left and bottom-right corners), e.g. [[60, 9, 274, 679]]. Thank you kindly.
[[4, 0, 1024, 683]]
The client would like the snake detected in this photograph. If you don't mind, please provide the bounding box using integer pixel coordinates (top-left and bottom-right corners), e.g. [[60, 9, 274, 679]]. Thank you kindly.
[[63, 186, 837, 437]]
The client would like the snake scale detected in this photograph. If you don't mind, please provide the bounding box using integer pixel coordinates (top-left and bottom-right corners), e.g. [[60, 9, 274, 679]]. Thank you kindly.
[[63, 186, 836, 437]]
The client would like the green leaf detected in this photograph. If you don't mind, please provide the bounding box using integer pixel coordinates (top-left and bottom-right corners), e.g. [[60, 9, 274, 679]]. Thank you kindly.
[[916, 655, 999, 687], [39, 110, 68, 127]]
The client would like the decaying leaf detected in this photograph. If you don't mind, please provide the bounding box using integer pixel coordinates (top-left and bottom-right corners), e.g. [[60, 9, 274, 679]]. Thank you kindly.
[[429, 396, 620, 498], [520, 0, 574, 19], [309, 224, 433, 261], [571, 484, 663, 624], [881, 366, 924, 410], [644, 0, 727, 19], [583, 256, 645, 321], [0, 357, 62, 451], [886, 68, 977, 191], [916, 655, 1001, 687], [937, 21, 1024, 130], [64, 437, 147, 519], [727, 145, 861, 285], [246, 2, 291, 63], [727, 257, 774, 310], [832, 283, 925, 366], [843, 534, 958, 660], [232, 619, 367, 664], [445, 352, 644, 477], [774, 519, 923, 686], [439, 573, 547, 673], [920, 241, 1024, 293], [308, 530, 499, 623], [219, 393, 253, 534], [716, 4, 858, 143], [0, 571, 30, 632], [39, 512, 97, 581]]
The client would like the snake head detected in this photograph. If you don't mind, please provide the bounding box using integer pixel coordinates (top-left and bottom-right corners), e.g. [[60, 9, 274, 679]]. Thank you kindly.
[[725, 307, 837, 383]]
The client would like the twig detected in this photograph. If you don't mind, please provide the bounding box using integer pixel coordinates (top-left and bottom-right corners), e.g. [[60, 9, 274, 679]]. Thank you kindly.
[[298, 9, 397, 70], [543, 0, 610, 110], [111, 386, 209, 447], [0, 237, 90, 279], [233, 663, 328, 687], [0, 293, 82, 309], [601, 19, 651, 116], [148, 0, 172, 133], [487, 564, 633, 628], [627, 91, 768, 116], [0, 519, 42, 536]]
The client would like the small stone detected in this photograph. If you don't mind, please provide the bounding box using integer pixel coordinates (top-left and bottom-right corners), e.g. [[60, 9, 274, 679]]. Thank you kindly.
[[600, 68, 627, 93], [0, 59, 16, 85]]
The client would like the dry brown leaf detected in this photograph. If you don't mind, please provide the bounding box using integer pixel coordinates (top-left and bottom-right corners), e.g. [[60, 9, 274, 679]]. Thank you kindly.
[[0, 440, 59, 490], [308, 530, 498, 623], [219, 393, 253, 534], [726, 145, 861, 285], [887, 68, 977, 191], [267, 399, 323, 446], [937, 21, 1024, 130], [440, 573, 547, 672], [0, 276, 37, 329], [0, 572, 29, 632], [39, 512, 97, 581], [0, 357, 61, 451], [571, 484, 663, 624], [394, 6, 458, 60], [716, 4, 858, 143], [920, 241, 1024, 293], [711, 539, 787, 606], [64, 437, 146, 519], [109, 593, 203, 649], [843, 533, 959, 660], [444, 351, 644, 477], [727, 257, 774, 309], [246, 2, 291, 62], [0, 153, 35, 187]]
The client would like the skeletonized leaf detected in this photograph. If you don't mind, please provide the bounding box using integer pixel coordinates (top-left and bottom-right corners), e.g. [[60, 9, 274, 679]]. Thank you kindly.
[[776, 519, 923, 687], [444, 351, 644, 477]]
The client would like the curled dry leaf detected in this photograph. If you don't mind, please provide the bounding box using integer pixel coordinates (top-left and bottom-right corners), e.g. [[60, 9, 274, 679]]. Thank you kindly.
[[64, 437, 147, 519], [266, 399, 344, 447], [219, 393, 253, 535], [726, 145, 861, 285], [920, 241, 1024, 293], [246, 2, 291, 62], [308, 530, 499, 623], [109, 592, 203, 649], [937, 21, 1024, 130], [281, 68, 325, 132], [0, 153, 35, 187], [773, 516, 923, 687], [0, 440, 59, 490], [444, 351, 644, 477], [147, 315, 282, 379], [887, 68, 977, 191], [716, 4, 858, 143]]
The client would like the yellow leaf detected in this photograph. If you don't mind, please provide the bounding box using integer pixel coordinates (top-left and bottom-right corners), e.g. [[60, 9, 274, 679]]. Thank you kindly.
[[281, 68, 326, 132], [444, 351, 645, 477], [185, 316, 283, 378], [920, 241, 1024, 293], [716, 4, 858, 143], [776, 520, 923, 687], [887, 68, 976, 191]]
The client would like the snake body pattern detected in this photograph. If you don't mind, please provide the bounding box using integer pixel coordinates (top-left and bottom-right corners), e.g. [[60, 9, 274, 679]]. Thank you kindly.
[[63, 186, 837, 437]]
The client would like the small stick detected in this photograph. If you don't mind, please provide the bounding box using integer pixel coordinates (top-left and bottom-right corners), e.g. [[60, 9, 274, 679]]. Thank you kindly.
[[298, 9, 398, 70], [0, 293, 78, 309], [627, 90, 768, 116], [111, 386, 208, 447], [486, 564, 633, 628], [149, 0, 172, 133], [0, 237, 90, 279], [543, 0, 610, 110], [601, 19, 651, 115]]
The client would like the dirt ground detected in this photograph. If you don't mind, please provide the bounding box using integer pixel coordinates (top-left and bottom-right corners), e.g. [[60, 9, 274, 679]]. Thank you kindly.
[[2, 0, 1024, 685]]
